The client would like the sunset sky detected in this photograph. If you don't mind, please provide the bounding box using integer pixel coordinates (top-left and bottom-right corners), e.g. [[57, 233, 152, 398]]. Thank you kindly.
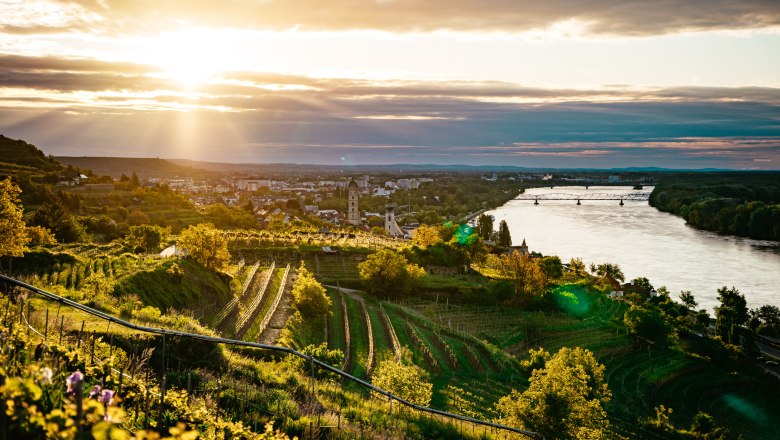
[[1, 0, 779, 168]]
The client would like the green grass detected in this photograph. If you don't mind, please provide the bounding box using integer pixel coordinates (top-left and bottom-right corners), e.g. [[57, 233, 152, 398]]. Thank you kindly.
[[343, 294, 369, 380], [113, 258, 232, 317]]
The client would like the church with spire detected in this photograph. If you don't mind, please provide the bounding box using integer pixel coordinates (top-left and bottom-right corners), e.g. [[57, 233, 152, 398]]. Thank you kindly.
[[384, 199, 405, 237]]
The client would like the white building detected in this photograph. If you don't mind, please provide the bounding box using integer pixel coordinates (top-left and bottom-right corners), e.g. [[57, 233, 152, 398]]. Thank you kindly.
[[237, 179, 271, 191]]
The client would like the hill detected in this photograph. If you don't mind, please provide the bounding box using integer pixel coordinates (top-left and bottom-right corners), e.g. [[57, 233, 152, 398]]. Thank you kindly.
[[0, 134, 62, 174], [57, 156, 212, 179]]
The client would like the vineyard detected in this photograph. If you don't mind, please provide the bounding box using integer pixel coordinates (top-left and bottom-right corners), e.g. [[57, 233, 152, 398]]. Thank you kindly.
[[326, 288, 522, 417]]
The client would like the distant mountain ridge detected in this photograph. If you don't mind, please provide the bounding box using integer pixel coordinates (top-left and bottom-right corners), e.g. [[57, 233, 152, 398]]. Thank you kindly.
[[56, 156, 211, 179]]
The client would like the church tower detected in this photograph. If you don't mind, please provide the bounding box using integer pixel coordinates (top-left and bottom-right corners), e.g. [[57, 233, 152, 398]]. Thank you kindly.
[[347, 179, 360, 225], [385, 199, 396, 234]]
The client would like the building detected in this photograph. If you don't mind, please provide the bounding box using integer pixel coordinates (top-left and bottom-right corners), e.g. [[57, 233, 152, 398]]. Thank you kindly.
[[384, 200, 405, 237], [237, 179, 271, 191], [347, 179, 360, 225]]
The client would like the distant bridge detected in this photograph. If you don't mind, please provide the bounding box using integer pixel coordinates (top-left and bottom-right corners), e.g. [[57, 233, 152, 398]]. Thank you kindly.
[[516, 192, 651, 205]]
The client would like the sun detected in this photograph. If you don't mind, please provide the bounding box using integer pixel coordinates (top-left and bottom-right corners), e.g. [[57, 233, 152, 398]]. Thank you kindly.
[[147, 29, 235, 86]]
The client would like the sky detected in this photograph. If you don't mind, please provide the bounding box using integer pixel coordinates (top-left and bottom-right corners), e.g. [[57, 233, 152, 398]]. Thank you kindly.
[[1, 0, 779, 168]]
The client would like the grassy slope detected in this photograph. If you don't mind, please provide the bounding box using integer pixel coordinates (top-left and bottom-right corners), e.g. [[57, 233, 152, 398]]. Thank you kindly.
[[113, 258, 232, 317]]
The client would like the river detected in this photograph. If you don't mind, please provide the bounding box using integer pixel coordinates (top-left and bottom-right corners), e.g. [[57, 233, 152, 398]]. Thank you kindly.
[[485, 186, 780, 312]]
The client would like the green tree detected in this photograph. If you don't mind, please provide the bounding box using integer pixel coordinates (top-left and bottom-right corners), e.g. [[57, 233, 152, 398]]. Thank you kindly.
[[497, 219, 512, 246], [30, 196, 87, 243], [714, 286, 748, 344], [679, 290, 697, 311], [177, 223, 230, 271], [623, 305, 674, 344], [476, 214, 494, 240], [0, 178, 30, 262], [568, 257, 586, 278], [539, 256, 563, 282], [291, 265, 331, 319], [497, 347, 611, 440], [358, 249, 425, 298], [749, 305, 780, 337], [126, 224, 169, 253], [371, 356, 433, 406]]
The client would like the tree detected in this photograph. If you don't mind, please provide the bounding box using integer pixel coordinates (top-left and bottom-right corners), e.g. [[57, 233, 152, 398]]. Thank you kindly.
[[497, 251, 545, 297], [679, 290, 697, 311], [0, 178, 30, 262], [498, 347, 611, 440], [26, 225, 56, 246], [126, 224, 169, 253], [594, 263, 625, 282], [30, 195, 87, 243], [358, 249, 425, 298], [631, 277, 654, 293], [291, 265, 331, 319], [714, 286, 748, 344], [750, 305, 780, 337], [412, 224, 443, 248], [476, 214, 494, 240], [497, 219, 512, 247], [539, 256, 563, 282], [371, 356, 433, 406], [568, 258, 586, 278], [177, 223, 230, 271], [623, 305, 674, 344]]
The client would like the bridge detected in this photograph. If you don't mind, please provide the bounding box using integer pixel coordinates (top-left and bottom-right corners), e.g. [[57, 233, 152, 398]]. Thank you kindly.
[[516, 192, 651, 205]]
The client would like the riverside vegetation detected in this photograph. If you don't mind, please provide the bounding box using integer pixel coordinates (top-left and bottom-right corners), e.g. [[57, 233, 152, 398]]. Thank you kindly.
[[1, 138, 779, 439]]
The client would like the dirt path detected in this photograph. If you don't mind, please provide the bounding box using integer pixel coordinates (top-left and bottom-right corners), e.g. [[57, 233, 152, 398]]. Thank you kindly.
[[258, 272, 296, 344]]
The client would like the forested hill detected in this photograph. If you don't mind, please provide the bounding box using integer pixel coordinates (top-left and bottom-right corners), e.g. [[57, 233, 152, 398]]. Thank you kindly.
[[649, 172, 780, 240], [0, 134, 62, 174], [57, 156, 211, 179]]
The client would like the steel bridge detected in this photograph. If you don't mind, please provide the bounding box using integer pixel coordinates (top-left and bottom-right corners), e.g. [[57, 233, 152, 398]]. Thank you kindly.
[[516, 192, 650, 205]]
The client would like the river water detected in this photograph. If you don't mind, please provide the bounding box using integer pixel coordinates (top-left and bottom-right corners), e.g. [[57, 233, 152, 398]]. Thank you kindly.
[[485, 186, 780, 312]]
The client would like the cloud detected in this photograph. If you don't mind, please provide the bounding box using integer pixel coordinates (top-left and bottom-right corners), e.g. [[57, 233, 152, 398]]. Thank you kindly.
[[1, 54, 779, 168], [3, 0, 779, 37]]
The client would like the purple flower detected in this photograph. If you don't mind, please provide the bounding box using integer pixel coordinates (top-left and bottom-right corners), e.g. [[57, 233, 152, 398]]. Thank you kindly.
[[99, 389, 115, 406], [66, 371, 83, 395], [89, 385, 102, 399]]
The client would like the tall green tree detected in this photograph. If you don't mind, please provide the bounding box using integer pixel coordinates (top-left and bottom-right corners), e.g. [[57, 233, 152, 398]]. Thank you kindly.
[[714, 286, 748, 344], [358, 249, 425, 298], [476, 214, 494, 240], [497, 219, 512, 246], [177, 223, 230, 271], [498, 347, 611, 440], [0, 178, 30, 263]]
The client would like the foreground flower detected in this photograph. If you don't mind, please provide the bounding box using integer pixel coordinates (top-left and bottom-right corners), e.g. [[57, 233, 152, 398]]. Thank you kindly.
[[89, 384, 102, 399], [39, 367, 53, 384], [99, 389, 115, 406], [66, 370, 83, 395]]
